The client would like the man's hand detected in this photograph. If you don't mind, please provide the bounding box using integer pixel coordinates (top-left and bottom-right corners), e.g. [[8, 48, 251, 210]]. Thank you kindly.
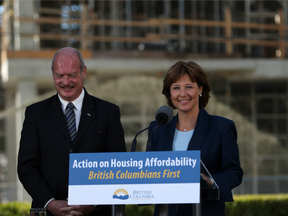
[[60, 205, 94, 216], [46, 199, 85, 216], [46, 200, 71, 216]]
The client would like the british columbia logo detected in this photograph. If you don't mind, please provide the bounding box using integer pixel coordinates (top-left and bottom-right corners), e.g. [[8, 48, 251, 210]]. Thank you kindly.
[[113, 189, 129, 200]]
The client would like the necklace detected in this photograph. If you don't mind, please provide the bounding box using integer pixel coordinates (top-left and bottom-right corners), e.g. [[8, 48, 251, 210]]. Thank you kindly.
[[179, 122, 194, 132]]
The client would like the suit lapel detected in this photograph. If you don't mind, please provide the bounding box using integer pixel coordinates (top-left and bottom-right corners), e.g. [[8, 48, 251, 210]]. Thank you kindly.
[[188, 108, 210, 151], [74, 91, 95, 144], [49, 94, 71, 142]]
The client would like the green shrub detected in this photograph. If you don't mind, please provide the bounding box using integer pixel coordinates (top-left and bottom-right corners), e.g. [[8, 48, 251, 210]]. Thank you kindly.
[[226, 194, 288, 216], [125, 204, 154, 216], [2, 195, 288, 216], [0, 202, 30, 216], [126, 194, 288, 216]]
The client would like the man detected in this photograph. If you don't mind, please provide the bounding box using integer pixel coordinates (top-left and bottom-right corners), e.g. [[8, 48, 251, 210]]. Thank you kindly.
[[17, 47, 126, 216]]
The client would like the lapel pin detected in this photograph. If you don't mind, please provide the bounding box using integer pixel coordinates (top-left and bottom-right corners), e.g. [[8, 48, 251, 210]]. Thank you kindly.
[[87, 113, 91, 116]]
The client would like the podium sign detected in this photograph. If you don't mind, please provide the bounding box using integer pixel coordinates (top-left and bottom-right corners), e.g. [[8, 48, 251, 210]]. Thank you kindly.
[[68, 151, 200, 205]]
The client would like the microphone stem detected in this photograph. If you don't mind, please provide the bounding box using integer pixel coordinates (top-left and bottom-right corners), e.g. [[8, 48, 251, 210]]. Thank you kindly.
[[146, 123, 160, 151], [131, 122, 158, 152], [131, 138, 137, 152]]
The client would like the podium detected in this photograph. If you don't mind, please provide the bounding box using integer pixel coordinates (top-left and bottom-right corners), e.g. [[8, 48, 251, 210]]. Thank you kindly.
[[111, 177, 219, 216], [67, 151, 217, 216], [157, 160, 220, 216], [111, 205, 125, 216]]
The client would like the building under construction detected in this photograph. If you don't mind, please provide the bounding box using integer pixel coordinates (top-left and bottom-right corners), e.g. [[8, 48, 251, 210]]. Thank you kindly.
[[1, 0, 288, 202]]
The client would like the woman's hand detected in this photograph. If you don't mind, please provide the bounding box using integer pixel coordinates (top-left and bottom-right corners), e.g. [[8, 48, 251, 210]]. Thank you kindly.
[[200, 173, 214, 187]]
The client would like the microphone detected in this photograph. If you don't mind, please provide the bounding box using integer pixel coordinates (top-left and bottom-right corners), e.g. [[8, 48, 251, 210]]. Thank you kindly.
[[155, 105, 173, 125], [130, 105, 173, 152], [146, 105, 173, 151]]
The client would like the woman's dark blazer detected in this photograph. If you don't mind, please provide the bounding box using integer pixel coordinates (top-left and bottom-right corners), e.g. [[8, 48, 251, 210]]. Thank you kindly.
[[149, 108, 243, 216]]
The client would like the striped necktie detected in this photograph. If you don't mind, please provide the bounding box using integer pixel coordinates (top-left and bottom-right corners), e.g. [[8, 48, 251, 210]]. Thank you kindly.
[[65, 102, 76, 143]]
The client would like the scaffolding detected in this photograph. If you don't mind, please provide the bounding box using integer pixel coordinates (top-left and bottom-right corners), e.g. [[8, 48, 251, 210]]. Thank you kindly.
[[1, 0, 287, 58]]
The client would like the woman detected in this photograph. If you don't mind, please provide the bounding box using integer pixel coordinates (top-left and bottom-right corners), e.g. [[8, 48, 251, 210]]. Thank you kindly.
[[149, 61, 243, 216]]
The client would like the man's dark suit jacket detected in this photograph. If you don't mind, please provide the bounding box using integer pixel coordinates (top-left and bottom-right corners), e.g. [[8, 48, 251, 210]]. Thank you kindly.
[[17, 90, 126, 216], [149, 108, 243, 216]]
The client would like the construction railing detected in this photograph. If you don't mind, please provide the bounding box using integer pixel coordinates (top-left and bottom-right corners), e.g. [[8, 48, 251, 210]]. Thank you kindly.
[[1, 2, 287, 58]]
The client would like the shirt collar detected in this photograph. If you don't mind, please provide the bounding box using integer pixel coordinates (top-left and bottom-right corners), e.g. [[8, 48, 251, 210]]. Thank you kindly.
[[58, 88, 85, 112]]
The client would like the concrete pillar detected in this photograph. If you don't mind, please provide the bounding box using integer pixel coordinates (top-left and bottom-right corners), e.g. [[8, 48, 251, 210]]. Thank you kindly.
[[13, 0, 37, 50], [5, 89, 17, 201], [111, 1, 119, 51], [164, 0, 171, 35], [6, 79, 37, 202], [179, 0, 185, 52], [214, 0, 220, 53], [99, 1, 106, 50], [245, 0, 252, 56], [125, 0, 132, 49], [191, 1, 198, 53], [200, 1, 207, 53]]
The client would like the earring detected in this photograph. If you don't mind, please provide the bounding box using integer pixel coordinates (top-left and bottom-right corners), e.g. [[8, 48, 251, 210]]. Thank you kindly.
[[200, 93, 202, 97]]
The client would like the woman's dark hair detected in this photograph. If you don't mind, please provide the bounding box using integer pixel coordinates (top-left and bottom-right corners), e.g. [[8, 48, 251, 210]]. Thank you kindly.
[[162, 60, 211, 109]]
